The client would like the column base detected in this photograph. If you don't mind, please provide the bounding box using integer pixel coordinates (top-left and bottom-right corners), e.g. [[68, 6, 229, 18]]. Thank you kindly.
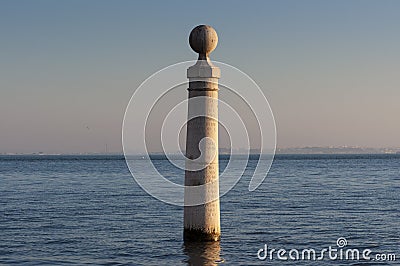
[[184, 228, 220, 242]]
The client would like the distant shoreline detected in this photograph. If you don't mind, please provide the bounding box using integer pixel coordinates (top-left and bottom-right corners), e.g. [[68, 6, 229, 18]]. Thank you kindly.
[[0, 146, 400, 156], [1, 146, 400, 156], [1, 153, 399, 157]]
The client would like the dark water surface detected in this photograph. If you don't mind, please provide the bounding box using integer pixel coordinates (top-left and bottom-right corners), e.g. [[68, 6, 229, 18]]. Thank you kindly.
[[1, 154, 399, 265]]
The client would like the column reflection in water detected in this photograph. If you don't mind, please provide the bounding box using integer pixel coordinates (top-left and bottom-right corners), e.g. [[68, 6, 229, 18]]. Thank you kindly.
[[183, 241, 224, 265]]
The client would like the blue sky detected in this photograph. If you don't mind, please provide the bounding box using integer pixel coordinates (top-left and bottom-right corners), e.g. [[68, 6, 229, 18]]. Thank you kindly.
[[1, 0, 399, 153]]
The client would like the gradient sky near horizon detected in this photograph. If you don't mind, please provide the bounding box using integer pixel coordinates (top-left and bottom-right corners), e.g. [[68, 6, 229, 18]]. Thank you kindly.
[[1, 0, 399, 153]]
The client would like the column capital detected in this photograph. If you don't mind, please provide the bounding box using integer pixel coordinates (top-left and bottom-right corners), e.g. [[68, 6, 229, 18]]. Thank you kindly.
[[187, 60, 220, 79]]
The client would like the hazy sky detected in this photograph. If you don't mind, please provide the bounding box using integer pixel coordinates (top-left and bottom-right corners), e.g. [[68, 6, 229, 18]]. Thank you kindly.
[[1, 0, 399, 153]]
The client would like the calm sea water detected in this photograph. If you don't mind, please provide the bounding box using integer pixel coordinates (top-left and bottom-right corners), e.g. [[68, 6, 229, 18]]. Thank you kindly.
[[1, 154, 399, 265]]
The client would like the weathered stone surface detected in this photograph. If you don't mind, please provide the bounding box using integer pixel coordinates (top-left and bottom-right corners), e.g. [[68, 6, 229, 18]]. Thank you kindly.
[[184, 228, 221, 242], [184, 25, 221, 242], [189, 25, 218, 58]]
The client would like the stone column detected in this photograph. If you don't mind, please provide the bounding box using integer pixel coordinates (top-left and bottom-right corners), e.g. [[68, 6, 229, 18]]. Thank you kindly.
[[184, 25, 221, 242]]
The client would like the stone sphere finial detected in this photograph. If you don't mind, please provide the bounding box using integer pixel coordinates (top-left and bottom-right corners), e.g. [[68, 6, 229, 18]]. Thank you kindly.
[[189, 25, 218, 59]]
